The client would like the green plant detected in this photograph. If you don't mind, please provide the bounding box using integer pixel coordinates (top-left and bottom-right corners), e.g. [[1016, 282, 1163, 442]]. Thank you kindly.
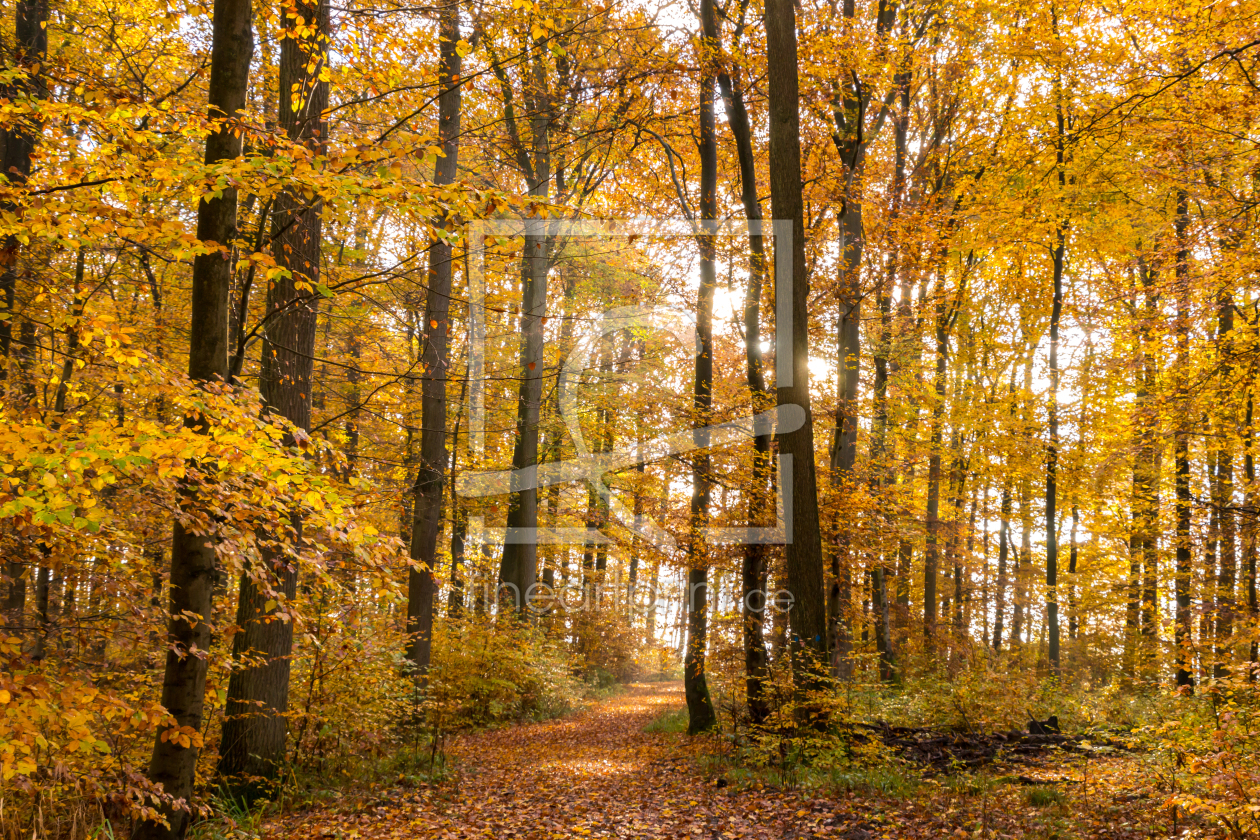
[[1024, 785, 1066, 808], [644, 707, 690, 735], [825, 765, 922, 799], [942, 772, 998, 797]]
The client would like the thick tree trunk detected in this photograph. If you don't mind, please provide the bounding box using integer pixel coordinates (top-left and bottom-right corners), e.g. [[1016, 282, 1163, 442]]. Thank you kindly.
[[217, 0, 328, 801], [406, 0, 463, 677], [497, 46, 552, 609], [134, 0, 253, 834], [765, 0, 828, 703], [0, 0, 48, 370], [0, 0, 49, 649]]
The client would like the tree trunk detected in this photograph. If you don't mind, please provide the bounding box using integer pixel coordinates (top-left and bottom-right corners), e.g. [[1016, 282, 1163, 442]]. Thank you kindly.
[[1173, 189, 1194, 691], [1045, 164, 1066, 674], [824, 0, 869, 682], [765, 0, 829, 704], [1045, 3, 1072, 676], [217, 0, 328, 801], [1213, 283, 1236, 678], [0, 0, 48, 371], [685, 0, 718, 734], [134, 0, 253, 834], [993, 480, 1011, 651], [497, 44, 553, 609], [867, 271, 895, 677], [1246, 389, 1259, 673], [716, 32, 772, 720], [1068, 502, 1079, 641], [406, 0, 463, 678], [924, 297, 957, 659]]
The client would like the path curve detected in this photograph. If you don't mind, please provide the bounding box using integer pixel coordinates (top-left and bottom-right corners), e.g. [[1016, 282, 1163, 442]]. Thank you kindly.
[[270, 681, 860, 839]]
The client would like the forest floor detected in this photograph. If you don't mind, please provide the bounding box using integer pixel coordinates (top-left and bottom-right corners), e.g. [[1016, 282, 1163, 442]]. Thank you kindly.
[[259, 682, 1184, 840]]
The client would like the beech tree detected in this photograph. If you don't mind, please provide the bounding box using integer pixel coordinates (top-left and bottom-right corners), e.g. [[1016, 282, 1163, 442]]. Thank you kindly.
[[134, 0, 254, 834]]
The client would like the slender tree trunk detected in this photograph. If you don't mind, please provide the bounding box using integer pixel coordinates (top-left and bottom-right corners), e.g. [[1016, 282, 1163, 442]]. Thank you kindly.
[[217, 0, 328, 800], [887, 65, 916, 641], [406, 0, 463, 677], [1014, 482, 1031, 646], [1011, 344, 1034, 648], [867, 275, 895, 677], [1214, 284, 1236, 678], [825, 0, 871, 683], [1044, 1, 1073, 676], [685, 0, 718, 734], [1045, 182, 1066, 674], [1173, 189, 1195, 691], [993, 481, 1011, 651], [31, 565, 50, 660], [134, 0, 253, 834], [924, 294, 958, 659], [1068, 502, 1079, 641], [447, 378, 469, 615], [717, 33, 773, 719], [1245, 388, 1259, 673]]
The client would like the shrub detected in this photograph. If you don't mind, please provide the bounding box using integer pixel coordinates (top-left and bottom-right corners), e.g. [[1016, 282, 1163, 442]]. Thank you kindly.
[[426, 615, 584, 729]]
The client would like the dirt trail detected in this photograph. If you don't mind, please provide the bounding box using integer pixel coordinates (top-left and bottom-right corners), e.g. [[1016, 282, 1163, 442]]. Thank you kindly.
[[268, 681, 856, 839], [264, 682, 1157, 839]]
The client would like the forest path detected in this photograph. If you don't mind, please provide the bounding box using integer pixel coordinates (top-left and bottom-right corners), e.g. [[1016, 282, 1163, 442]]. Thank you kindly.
[[268, 680, 880, 839], [264, 681, 1164, 839]]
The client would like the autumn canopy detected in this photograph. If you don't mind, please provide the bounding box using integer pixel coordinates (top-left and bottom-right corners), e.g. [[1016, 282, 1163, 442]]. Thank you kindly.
[[1, 0, 1259, 836]]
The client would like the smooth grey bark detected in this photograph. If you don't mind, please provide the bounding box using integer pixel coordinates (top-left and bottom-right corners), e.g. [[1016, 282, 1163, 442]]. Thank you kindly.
[[217, 0, 328, 802], [497, 38, 553, 609], [406, 0, 463, 677], [134, 0, 253, 834]]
